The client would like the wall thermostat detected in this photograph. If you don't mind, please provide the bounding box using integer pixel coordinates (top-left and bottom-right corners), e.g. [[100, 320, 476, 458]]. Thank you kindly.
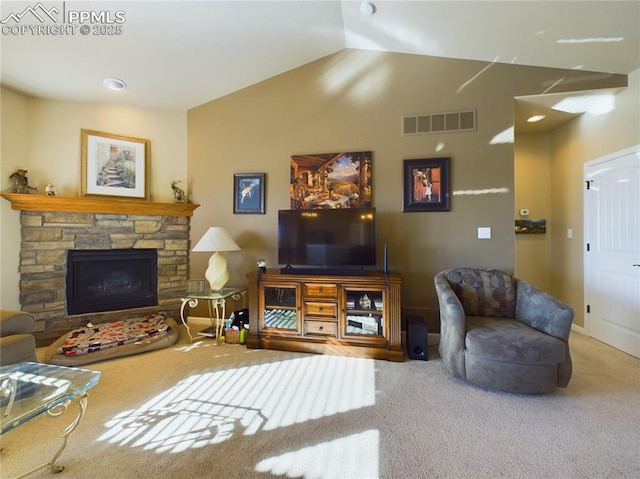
[[519, 209, 530, 217]]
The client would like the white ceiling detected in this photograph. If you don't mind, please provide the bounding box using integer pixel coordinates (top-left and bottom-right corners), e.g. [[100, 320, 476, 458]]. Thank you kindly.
[[2, 1, 638, 130]]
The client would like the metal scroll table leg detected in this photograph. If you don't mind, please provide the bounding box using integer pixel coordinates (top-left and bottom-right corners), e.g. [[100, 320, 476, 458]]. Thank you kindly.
[[1, 378, 18, 418], [180, 297, 199, 342], [215, 299, 226, 341], [48, 392, 88, 473], [14, 392, 89, 478]]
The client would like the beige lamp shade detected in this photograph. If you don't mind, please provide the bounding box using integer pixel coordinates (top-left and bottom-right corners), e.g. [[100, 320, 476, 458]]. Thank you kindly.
[[192, 227, 240, 291]]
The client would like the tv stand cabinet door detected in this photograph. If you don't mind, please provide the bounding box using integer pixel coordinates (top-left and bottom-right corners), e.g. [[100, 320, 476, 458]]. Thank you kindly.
[[341, 285, 385, 337], [259, 282, 301, 337], [339, 278, 403, 361]]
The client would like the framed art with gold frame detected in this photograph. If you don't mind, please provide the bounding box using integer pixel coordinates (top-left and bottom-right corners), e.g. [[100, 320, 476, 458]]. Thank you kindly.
[[81, 129, 150, 200]]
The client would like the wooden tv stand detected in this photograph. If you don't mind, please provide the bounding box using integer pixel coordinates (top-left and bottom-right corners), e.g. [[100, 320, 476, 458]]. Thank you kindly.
[[246, 269, 404, 362]]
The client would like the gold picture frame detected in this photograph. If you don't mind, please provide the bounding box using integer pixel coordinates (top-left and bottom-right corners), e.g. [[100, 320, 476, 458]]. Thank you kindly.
[[81, 129, 150, 199]]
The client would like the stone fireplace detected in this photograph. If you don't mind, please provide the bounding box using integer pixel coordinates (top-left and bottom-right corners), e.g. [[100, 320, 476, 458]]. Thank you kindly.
[[2, 193, 199, 340]]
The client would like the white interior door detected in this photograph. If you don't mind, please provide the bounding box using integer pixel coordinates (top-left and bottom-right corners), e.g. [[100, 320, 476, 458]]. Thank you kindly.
[[585, 145, 640, 358]]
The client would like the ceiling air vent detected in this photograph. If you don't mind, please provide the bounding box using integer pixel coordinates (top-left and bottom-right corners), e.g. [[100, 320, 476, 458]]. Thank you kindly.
[[402, 110, 476, 136]]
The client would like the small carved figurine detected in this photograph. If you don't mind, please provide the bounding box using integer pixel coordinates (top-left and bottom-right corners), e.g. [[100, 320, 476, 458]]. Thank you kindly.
[[257, 259, 267, 273], [45, 183, 58, 196], [171, 180, 186, 203], [9, 169, 38, 194]]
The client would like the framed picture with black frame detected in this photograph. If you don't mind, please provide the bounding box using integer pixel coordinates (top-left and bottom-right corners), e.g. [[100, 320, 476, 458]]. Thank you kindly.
[[233, 173, 265, 214], [402, 157, 451, 212]]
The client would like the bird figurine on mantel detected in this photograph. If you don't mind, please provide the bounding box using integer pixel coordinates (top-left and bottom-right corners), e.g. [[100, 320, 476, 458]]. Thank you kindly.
[[171, 180, 186, 203], [45, 183, 58, 196], [9, 169, 38, 194]]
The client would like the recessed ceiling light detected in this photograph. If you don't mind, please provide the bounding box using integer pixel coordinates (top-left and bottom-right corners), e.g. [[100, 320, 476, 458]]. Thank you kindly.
[[102, 77, 126, 90], [527, 115, 546, 123]]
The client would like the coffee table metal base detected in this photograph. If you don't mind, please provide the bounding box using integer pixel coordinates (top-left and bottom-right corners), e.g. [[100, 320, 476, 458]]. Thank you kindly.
[[1, 362, 100, 478], [13, 392, 88, 478]]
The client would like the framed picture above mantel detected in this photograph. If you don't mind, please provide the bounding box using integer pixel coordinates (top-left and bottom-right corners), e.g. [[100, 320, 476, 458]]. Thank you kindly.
[[81, 129, 150, 200]]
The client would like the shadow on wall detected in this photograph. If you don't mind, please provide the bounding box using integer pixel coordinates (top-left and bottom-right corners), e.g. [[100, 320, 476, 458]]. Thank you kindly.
[[234, 230, 272, 274]]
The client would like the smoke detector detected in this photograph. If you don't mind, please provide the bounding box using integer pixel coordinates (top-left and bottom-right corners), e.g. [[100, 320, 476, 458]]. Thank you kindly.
[[360, 2, 375, 16]]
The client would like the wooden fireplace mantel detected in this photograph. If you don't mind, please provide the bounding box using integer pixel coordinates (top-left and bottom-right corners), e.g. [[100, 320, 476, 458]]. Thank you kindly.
[[1, 193, 200, 217]]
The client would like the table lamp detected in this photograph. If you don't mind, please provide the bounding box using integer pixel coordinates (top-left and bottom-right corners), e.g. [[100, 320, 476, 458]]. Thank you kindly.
[[192, 227, 240, 291]]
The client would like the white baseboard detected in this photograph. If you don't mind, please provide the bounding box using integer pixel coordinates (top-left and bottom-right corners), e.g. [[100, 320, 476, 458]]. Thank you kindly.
[[186, 316, 214, 327], [189, 316, 586, 338], [571, 323, 586, 335]]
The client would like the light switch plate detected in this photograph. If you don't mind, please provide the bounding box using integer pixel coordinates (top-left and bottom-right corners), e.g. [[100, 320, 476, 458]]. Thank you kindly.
[[478, 227, 491, 239]]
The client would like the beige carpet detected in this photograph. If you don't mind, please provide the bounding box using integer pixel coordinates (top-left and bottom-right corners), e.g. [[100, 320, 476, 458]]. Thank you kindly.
[[1, 326, 638, 479]]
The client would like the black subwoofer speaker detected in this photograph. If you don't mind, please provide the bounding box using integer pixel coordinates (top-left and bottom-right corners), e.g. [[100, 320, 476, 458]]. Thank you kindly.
[[406, 315, 428, 361]]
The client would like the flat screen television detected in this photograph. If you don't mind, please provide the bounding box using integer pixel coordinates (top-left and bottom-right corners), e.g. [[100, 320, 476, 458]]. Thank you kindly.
[[278, 208, 376, 274]]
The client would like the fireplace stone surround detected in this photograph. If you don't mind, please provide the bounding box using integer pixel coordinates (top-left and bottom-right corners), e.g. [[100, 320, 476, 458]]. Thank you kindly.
[[2, 194, 199, 341]]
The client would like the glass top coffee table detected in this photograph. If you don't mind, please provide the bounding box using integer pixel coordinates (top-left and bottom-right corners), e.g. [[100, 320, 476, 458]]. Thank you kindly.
[[1, 362, 101, 477]]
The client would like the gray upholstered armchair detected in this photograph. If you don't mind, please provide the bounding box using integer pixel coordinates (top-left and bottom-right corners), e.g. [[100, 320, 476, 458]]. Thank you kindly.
[[0, 309, 37, 366], [435, 268, 573, 394]]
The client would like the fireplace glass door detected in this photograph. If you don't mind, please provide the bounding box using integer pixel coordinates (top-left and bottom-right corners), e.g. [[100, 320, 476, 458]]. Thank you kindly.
[[66, 249, 158, 315]]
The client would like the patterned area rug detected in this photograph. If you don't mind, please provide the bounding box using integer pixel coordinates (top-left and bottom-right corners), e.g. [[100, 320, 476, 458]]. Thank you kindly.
[[59, 313, 171, 357]]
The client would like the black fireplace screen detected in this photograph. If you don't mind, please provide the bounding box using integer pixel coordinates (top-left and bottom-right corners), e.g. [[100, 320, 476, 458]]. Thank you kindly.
[[66, 249, 158, 315]]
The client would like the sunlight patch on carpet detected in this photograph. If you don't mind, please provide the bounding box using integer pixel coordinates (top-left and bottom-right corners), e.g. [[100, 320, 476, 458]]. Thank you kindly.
[[255, 430, 379, 478], [97, 355, 376, 453]]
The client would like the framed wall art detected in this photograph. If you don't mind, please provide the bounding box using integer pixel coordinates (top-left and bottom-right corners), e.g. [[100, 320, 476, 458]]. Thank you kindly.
[[234, 173, 265, 214], [289, 151, 372, 209], [81, 129, 150, 199], [186, 279, 206, 294], [515, 219, 547, 234], [403, 157, 451, 212]]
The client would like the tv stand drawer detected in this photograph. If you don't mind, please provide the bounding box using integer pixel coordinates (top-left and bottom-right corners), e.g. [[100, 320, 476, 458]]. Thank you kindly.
[[304, 283, 337, 299], [303, 301, 337, 318], [304, 320, 338, 338]]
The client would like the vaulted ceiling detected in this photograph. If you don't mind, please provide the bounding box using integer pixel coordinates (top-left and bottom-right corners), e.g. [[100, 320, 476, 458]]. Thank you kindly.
[[2, 1, 638, 131]]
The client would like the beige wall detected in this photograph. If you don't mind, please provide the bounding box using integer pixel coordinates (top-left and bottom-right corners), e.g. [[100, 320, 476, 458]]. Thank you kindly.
[[514, 133, 552, 291], [2, 54, 634, 323], [514, 70, 638, 329], [0, 87, 28, 308], [549, 69, 640, 329], [188, 49, 626, 315], [0, 87, 187, 309]]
